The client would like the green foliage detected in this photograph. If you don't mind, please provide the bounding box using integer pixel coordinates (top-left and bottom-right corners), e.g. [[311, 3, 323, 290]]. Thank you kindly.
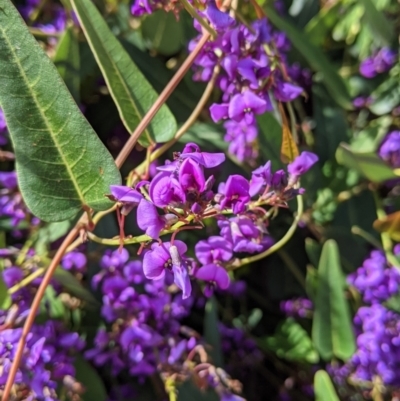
[[336, 143, 398, 182], [71, 0, 177, 146], [74, 356, 107, 401], [314, 370, 340, 401], [0, 275, 12, 310], [312, 240, 356, 361], [0, 0, 121, 222], [262, 317, 319, 364], [265, 6, 353, 110]]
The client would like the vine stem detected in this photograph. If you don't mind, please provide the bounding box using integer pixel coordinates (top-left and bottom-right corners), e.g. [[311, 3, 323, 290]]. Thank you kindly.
[[1, 226, 80, 400], [2, 31, 210, 401], [114, 31, 210, 169]]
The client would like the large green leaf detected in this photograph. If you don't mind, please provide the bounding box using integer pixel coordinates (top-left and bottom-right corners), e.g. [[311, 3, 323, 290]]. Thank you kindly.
[[0, 0, 121, 222], [314, 370, 340, 401], [54, 25, 80, 103], [262, 317, 319, 364], [71, 0, 177, 146], [265, 6, 353, 110], [336, 143, 398, 182], [312, 240, 355, 361], [360, 0, 394, 46]]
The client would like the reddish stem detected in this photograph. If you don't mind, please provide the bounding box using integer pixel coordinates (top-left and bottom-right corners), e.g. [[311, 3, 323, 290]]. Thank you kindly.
[[2, 31, 211, 401], [1, 226, 80, 401], [114, 32, 210, 169]]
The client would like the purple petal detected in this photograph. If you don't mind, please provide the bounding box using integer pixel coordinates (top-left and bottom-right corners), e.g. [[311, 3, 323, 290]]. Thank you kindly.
[[137, 199, 165, 239], [204, 2, 235, 30], [274, 82, 303, 102], [288, 151, 319, 176], [210, 103, 229, 122], [195, 264, 230, 289], [109, 185, 143, 204]]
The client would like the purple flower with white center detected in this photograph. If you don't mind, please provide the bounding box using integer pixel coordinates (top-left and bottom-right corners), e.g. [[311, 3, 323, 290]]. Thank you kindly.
[[228, 91, 270, 124], [218, 175, 250, 214], [379, 131, 400, 168], [137, 199, 177, 239], [149, 172, 186, 208], [287, 151, 319, 180], [143, 240, 191, 298], [218, 216, 274, 254]]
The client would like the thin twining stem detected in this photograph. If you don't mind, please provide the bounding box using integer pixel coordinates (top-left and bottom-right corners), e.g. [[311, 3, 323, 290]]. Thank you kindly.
[[1, 31, 211, 401], [129, 66, 220, 183], [114, 31, 211, 169]]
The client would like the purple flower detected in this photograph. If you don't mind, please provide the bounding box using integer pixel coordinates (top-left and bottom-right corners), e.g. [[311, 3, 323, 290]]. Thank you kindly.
[[179, 158, 206, 194], [210, 103, 229, 122], [149, 172, 185, 208], [195, 236, 233, 265], [360, 48, 397, 78], [228, 91, 269, 124], [218, 175, 250, 214], [180, 143, 225, 168], [218, 216, 274, 253], [61, 251, 87, 272], [195, 264, 230, 294], [287, 151, 318, 177], [249, 161, 272, 197], [203, 1, 235, 31], [137, 199, 177, 239], [274, 82, 303, 102], [379, 131, 400, 168], [142, 241, 191, 298], [108, 185, 143, 215]]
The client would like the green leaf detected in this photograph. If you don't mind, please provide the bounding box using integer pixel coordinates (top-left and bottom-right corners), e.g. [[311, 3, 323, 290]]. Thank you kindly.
[[314, 370, 340, 401], [265, 6, 353, 110], [0, 0, 121, 222], [74, 356, 107, 401], [312, 240, 355, 361], [257, 111, 284, 170], [43, 286, 66, 319], [204, 296, 223, 367], [305, 2, 341, 46], [336, 143, 398, 182], [262, 317, 319, 364], [305, 238, 321, 268], [141, 10, 184, 56], [53, 267, 99, 307], [71, 0, 177, 146], [359, 0, 394, 46], [0, 275, 12, 310], [369, 76, 400, 116], [35, 221, 72, 254], [177, 381, 218, 401], [54, 25, 80, 103]]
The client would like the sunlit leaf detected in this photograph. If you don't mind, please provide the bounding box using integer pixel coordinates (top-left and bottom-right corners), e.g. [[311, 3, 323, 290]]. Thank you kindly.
[[0, 0, 121, 222], [265, 6, 353, 110], [279, 104, 299, 164], [373, 211, 400, 242], [336, 143, 397, 183], [360, 0, 394, 46], [314, 370, 340, 401], [312, 240, 355, 361], [71, 0, 177, 146]]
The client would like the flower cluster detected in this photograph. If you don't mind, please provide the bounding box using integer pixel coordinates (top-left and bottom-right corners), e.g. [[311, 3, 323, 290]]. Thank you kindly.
[[280, 297, 313, 318], [331, 251, 400, 388], [189, 6, 304, 161], [0, 261, 85, 401], [379, 130, 400, 168], [109, 144, 318, 299], [359, 47, 397, 78], [85, 248, 197, 378]]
